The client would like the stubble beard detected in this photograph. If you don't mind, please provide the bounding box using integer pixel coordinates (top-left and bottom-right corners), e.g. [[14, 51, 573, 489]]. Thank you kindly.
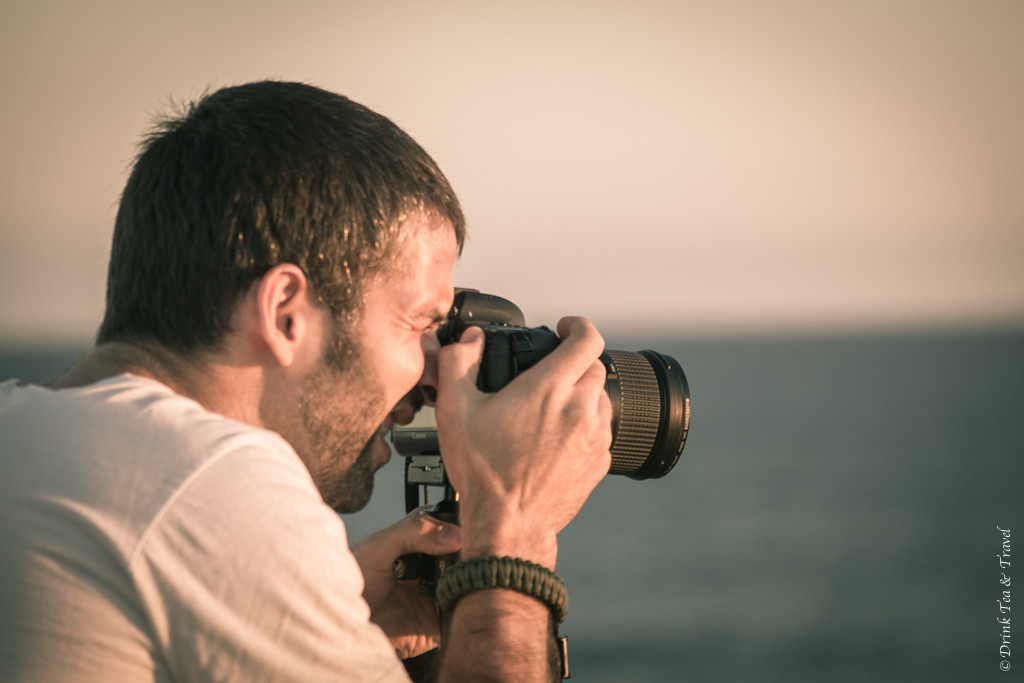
[[299, 333, 389, 514]]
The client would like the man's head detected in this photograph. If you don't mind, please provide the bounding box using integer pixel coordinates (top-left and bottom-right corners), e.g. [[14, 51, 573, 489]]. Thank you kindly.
[[98, 80, 465, 357], [98, 81, 466, 511]]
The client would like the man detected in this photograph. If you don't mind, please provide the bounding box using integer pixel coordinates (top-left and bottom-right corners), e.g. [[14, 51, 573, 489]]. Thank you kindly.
[[0, 81, 612, 681]]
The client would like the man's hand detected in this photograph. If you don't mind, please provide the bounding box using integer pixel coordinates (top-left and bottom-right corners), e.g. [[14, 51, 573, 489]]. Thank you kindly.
[[434, 316, 613, 569], [351, 510, 461, 659]]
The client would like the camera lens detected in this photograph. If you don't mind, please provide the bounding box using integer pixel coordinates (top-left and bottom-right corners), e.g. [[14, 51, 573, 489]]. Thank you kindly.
[[602, 350, 691, 479]]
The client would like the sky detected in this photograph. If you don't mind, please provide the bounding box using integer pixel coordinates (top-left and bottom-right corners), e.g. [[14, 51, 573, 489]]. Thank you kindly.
[[1, 0, 1022, 344]]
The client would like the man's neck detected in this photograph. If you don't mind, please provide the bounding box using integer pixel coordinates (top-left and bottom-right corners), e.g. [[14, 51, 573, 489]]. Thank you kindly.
[[51, 340, 193, 390], [49, 341, 261, 425]]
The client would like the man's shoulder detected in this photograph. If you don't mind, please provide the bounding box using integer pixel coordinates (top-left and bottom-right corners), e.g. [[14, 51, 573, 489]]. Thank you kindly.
[[0, 373, 315, 560], [53, 373, 289, 452]]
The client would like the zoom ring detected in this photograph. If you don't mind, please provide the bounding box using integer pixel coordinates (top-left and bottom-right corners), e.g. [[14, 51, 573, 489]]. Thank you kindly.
[[605, 350, 663, 475]]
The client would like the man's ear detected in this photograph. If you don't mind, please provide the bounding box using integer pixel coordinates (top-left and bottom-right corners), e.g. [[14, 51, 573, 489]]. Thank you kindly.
[[254, 263, 318, 368]]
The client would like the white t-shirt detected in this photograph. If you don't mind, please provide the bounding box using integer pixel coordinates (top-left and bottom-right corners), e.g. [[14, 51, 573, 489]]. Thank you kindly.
[[0, 374, 410, 682]]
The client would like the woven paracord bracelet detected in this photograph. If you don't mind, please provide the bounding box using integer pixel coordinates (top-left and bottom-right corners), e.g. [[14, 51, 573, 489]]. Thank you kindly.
[[435, 555, 569, 623]]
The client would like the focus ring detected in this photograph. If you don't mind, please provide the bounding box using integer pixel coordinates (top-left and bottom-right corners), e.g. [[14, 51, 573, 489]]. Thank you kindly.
[[605, 350, 662, 475]]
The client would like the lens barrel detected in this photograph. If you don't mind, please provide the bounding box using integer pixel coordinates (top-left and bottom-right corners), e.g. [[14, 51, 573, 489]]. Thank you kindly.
[[603, 350, 691, 479]]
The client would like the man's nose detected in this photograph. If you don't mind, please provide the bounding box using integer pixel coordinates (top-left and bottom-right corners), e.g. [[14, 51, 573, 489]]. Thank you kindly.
[[418, 331, 441, 406]]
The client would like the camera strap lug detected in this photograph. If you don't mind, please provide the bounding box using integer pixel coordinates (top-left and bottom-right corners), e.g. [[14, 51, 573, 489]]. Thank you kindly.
[[558, 635, 570, 679]]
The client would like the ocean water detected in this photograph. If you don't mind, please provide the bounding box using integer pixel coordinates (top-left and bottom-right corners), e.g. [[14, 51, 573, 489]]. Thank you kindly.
[[3, 330, 1022, 682]]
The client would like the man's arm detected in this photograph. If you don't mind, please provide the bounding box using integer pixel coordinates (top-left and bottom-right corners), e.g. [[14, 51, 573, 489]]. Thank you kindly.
[[441, 589, 559, 680], [434, 318, 612, 681]]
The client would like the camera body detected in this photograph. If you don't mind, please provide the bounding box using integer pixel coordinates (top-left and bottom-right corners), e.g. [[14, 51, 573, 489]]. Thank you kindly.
[[435, 289, 562, 393], [436, 289, 691, 479]]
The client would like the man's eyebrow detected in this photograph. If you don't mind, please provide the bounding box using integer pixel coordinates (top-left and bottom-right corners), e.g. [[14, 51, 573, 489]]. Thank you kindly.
[[414, 303, 449, 325], [426, 309, 448, 325]]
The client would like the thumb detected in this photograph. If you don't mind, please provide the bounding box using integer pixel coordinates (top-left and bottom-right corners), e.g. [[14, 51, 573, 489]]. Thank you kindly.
[[353, 509, 461, 568], [404, 509, 462, 557]]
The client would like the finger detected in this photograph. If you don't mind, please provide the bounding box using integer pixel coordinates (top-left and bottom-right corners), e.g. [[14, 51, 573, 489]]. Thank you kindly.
[[527, 316, 605, 385], [577, 354, 608, 390], [573, 358, 614, 444]]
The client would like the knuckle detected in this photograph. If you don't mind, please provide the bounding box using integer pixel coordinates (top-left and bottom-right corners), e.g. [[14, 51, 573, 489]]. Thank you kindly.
[[580, 326, 605, 359]]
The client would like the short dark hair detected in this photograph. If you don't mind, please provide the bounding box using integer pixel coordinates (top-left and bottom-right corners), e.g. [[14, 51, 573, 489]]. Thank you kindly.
[[98, 80, 465, 352]]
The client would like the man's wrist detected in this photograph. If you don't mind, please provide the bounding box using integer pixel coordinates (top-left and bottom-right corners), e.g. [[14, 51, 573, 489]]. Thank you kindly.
[[458, 514, 559, 570]]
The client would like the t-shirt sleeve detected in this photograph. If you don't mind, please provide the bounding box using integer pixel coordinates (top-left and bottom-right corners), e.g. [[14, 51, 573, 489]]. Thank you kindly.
[[128, 440, 410, 682]]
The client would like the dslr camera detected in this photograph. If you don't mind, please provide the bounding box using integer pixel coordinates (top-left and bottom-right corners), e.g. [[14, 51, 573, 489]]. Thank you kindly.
[[392, 290, 691, 591]]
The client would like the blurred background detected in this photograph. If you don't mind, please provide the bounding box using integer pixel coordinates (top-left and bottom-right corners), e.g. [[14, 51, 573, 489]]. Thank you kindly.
[[2, 1, 1021, 680]]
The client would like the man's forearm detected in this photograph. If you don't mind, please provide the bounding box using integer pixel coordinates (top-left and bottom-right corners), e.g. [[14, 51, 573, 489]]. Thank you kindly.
[[439, 588, 560, 682]]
